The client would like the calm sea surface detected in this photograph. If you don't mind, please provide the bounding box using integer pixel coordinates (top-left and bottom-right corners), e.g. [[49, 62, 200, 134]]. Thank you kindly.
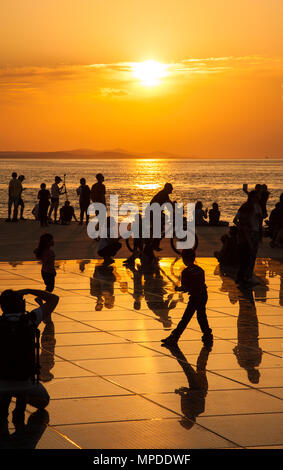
[[0, 159, 282, 221]]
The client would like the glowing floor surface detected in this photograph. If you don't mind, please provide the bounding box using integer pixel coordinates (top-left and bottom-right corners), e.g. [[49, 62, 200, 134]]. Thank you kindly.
[[0, 257, 282, 449]]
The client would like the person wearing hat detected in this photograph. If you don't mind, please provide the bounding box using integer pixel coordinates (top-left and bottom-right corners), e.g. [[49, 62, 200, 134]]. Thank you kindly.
[[48, 176, 65, 224]]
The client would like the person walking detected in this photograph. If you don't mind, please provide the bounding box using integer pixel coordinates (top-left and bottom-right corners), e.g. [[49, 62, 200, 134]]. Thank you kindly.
[[161, 249, 213, 347]]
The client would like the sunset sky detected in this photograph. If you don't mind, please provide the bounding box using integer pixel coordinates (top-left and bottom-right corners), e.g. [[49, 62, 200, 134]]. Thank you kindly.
[[0, 0, 282, 157]]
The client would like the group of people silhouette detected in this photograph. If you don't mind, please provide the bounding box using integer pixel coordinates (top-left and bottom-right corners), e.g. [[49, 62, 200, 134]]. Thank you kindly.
[[5, 172, 106, 227], [1, 173, 283, 444]]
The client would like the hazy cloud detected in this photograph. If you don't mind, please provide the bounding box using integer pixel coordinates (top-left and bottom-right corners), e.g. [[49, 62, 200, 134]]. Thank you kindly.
[[0, 56, 282, 97]]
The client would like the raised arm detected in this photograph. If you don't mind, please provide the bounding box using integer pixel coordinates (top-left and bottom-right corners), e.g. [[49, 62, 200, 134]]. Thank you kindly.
[[17, 289, 59, 322]]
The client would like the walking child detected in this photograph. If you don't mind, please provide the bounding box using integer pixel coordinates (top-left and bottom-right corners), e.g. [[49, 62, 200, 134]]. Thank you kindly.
[[34, 234, 56, 292], [161, 249, 213, 347]]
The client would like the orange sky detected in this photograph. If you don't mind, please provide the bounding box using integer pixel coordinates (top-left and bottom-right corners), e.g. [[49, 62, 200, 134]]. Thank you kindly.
[[0, 0, 282, 157]]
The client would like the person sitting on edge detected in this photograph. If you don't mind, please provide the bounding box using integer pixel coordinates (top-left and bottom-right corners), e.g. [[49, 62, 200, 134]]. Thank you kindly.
[[161, 249, 213, 347], [59, 200, 77, 225], [209, 202, 229, 227], [195, 201, 209, 226], [0, 288, 59, 436]]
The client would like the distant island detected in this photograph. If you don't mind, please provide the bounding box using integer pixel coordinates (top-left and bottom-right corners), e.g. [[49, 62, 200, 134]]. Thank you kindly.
[[0, 149, 281, 160]]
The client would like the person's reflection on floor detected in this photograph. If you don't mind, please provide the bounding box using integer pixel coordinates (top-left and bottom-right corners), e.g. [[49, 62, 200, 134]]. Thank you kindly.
[[78, 260, 91, 273], [0, 409, 49, 449], [125, 263, 144, 310], [114, 268, 128, 294], [39, 321, 56, 382], [233, 289, 262, 384], [215, 265, 238, 305], [143, 265, 177, 328], [164, 344, 212, 429], [90, 263, 116, 310], [253, 259, 269, 303], [268, 259, 283, 307]]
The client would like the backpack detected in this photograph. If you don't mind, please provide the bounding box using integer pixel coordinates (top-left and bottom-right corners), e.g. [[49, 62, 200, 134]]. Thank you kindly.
[[0, 312, 40, 382]]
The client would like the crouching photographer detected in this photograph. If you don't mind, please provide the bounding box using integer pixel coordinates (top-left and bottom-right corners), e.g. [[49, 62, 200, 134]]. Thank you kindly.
[[0, 288, 59, 436]]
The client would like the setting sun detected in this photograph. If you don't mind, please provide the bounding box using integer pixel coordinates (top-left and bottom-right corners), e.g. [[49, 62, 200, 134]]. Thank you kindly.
[[132, 60, 168, 86]]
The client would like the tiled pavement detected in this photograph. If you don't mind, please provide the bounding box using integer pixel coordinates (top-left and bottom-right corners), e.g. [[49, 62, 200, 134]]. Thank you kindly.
[[0, 257, 283, 449]]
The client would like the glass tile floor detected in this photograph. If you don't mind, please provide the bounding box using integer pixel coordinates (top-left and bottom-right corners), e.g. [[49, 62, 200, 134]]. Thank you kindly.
[[0, 257, 282, 449]]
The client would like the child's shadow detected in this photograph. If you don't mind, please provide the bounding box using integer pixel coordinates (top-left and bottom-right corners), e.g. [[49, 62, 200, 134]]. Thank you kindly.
[[163, 343, 212, 429]]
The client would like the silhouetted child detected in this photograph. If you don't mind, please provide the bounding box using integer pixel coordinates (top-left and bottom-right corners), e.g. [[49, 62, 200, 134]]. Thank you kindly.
[[161, 249, 213, 347], [34, 234, 56, 292]]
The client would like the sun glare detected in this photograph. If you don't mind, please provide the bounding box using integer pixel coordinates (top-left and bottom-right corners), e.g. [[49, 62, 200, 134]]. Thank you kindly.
[[132, 60, 168, 86]]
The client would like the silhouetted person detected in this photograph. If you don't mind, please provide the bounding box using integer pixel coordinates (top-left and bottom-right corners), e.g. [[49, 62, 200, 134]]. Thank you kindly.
[[209, 202, 228, 226], [48, 176, 65, 223], [6, 172, 22, 222], [59, 200, 77, 225], [233, 290, 262, 383], [150, 183, 174, 250], [91, 173, 106, 205], [0, 288, 58, 437], [165, 344, 211, 429], [235, 190, 263, 286], [77, 178, 91, 225], [34, 234, 56, 293], [37, 183, 51, 227], [259, 184, 270, 219], [195, 201, 208, 226], [270, 193, 283, 248], [150, 182, 173, 206], [17, 175, 26, 220], [32, 203, 40, 221], [243, 183, 262, 198], [267, 202, 280, 239], [214, 226, 239, 267], [161, 249, 213, 347]]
